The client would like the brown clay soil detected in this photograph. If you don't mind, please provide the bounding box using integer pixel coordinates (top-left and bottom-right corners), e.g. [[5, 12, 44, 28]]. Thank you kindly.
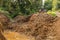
[[0, 12, 60, 40], [3, 31, 35, 40]]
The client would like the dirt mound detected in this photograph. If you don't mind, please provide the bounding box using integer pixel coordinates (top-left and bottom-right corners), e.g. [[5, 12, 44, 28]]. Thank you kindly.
[[8, 13, 58, 40], [1, 12, 60, 40]]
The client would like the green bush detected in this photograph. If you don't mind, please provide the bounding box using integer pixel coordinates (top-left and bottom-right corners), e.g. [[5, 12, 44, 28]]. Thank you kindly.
[[0, 0, 60, 19], [44, 0, 52, 11], [0, 0, 42, 18]]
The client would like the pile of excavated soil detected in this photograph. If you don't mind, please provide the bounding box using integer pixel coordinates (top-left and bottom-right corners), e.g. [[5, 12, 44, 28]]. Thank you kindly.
[[0, 12, 35, 40], [0, 12, 60, 40], [8, 12, 59, 40]]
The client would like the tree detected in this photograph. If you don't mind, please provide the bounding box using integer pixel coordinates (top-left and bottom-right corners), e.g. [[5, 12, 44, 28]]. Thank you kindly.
[[52, 0, 58, 11], [45, 0, 52, 10]]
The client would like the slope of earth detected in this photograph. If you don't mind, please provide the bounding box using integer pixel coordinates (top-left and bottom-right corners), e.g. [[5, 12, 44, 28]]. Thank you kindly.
[[0, 12, 35, 40], [53, 17, 60, 40], [0, 12, 60, 40], [8, 12, 58, 40]]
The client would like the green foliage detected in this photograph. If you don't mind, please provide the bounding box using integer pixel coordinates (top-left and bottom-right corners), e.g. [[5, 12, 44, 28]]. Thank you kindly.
[[57, 0, 60, 9], [44, 0, 52, 11], [52, 0, 57, 11], [0, 0, 42, 18], [47, 10, 56, 16], [0, 0, 60, 19]]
